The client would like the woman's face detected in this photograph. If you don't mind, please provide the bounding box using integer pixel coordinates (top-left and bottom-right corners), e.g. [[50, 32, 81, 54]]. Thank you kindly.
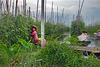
[[32, 28, 35, 31]]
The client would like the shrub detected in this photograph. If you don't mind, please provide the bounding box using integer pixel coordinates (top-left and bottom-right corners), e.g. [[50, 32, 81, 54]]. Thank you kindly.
[[71, 20, 85, 36]]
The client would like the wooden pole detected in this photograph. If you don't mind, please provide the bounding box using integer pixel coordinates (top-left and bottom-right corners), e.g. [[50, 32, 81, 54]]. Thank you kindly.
[[0, 0, 3, 19], [80, 0, 84, 15], [2, 2, 5, 14], [23, 0, 26, 17], [21, 5, 23, 15], [18, 6, 20, 15], [27, 9, 28, 16], [24, 0, 26, 17], [36, 0, 39, 21], [73, 14, 75, 21], [6, 0, 9, 17], [15, 0, 18, 17], [33, 11, 35, 18], [62, 8, 64, 24], [57, 6, 58, 24], [51, 1, 53, 23], [9, 0, 12, 13], [30, 8, 32, 18], [41, 0, 44, 47], [44, 0, 46, 22], [12, 0, 14, 16], [23, 0, 24, 15], [29, 7, 30, 17]]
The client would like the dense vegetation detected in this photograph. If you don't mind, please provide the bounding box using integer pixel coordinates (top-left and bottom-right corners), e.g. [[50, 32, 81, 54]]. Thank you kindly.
[[86, 25, 100, 35], [0, 39, 100, 67], [0, 14, 69, 47], [71, 20, 85, 36], [0, 15, 100, 67]]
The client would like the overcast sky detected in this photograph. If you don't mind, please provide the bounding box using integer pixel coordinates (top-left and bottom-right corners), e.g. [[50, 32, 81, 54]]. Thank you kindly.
[[2, 0, 100, 26]]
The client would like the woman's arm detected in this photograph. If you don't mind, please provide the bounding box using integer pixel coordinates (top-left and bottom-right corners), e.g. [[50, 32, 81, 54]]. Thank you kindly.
[[30, 31, 36, 36]]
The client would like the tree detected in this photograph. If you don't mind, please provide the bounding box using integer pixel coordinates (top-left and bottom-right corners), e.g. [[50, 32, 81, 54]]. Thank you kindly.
[[71, 20, 85, 36]]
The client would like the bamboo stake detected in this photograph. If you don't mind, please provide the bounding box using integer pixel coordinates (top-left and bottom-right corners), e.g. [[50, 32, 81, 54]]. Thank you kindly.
[[41, 0, 44, 47], [2, 2, 5, 14], [73, 14, 75, 21], [30, 11, 31, 18], [33, 11, 35, 18], [57, 6, 58, 24], [0, 0, 3, 19], [51, 1, 53, 23], [44, 0, 46, 22], [18, 6, 20, 15], [23, 0, 26, 17], [15, 0, 18, 17], [36, 0, 39, 21], [29, 7, 30, 17], [6, 0, 9, 17], [0, 0, 1, 10], [12, 0, 14, 16], [21, 5, 23, 15], [9, 0, 12, 13], [23, 0, 24, 15], [1, 1, 2, 18], [10, 0, 12, 8], [27, 9, 28, 16], [24, 0, 26, 17], [62, 8, 64, 24], [80, 0, 84, 16]]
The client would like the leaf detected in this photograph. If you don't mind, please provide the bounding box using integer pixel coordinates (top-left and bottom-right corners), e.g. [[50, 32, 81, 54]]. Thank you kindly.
[[18, 39, 29, 48], [0, 44, 13, 58]]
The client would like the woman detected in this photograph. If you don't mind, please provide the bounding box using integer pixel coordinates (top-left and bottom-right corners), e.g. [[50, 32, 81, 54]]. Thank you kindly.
[[77, 30, 89, 41], [30, 25, 38, 44], [30, 25, 48, 45], [77, 30, 91, 46]]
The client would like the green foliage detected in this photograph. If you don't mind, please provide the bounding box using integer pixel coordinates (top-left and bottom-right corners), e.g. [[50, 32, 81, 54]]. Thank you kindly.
[[0, 15, 69, 47], [45, 22, 70, 40], [64, 35, 89, 46], [0, 39, 100, 67], [64, 35, 79, 45], [0, 39, 39, 66], [71, 20, 85, 36], [0, 15, 34, 47], [18, 39, 29, 48], [0, 44, 12, 58], [34, 41, 100, 67], [86, 24, 100, 35], [35, 41, 80, 66], [0, 15, 100, 67]]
